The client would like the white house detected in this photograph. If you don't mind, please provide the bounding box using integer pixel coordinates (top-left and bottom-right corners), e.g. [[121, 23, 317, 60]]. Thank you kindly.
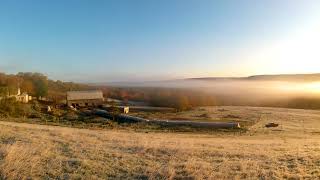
[[13, 88, 31, 103], [16, 92, 30, 103]]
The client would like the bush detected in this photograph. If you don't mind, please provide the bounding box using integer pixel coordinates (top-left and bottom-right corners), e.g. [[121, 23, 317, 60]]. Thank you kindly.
[[0, 98, 31, 117], [31, 101, 42, 112]]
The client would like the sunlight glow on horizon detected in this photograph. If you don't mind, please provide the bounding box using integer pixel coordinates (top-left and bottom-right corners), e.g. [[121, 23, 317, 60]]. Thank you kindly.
[[304, 82, 320, 93], [236, 10, 320, 77]]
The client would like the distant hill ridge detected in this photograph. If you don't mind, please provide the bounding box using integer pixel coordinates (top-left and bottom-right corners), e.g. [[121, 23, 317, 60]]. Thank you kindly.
[[94, 73, 320, 86], [187, 73, 320, 82]]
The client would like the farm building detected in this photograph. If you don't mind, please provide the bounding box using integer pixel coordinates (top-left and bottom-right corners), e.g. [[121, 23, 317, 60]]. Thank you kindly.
[[16, 92, 31, 103], [11, 88, 32, 103], [67, 90, 104, 107]]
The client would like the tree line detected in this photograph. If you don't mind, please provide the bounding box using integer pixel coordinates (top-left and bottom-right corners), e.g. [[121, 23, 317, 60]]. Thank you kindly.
[[0, 72, 90, 102], [101, 86, 320, 111], [101, 87, 217, 111]]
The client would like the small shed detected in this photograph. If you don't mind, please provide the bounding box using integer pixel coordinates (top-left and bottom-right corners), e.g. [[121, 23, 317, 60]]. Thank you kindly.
[[16, 92, 30, 103], [67, 90, 104, 107], [123, 106, 129, 114]]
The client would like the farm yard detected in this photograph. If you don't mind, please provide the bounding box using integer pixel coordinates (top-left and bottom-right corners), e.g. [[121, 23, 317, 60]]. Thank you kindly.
[[0, 106, 320, 179]]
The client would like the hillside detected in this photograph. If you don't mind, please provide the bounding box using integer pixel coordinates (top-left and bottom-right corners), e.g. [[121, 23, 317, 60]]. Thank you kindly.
[[188, 73, 320, 82], [0, 106, 320, 179]]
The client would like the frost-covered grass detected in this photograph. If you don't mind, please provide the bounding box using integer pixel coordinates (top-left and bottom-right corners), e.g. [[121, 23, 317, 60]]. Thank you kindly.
[[0, 106, 320, 179]]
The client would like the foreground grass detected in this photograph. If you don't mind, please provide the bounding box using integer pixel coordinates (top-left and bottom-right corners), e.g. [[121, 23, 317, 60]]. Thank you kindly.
[[0, 119, 320, 179]]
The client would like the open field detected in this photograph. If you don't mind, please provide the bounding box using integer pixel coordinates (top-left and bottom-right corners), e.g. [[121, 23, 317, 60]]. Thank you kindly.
[[131, 106, 320, 130], [0, 106, 320, 179], [131, 106, 266, 128]]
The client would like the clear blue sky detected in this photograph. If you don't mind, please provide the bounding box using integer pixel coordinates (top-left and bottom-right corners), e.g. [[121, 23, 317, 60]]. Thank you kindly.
[[0, 0, 320, 82]]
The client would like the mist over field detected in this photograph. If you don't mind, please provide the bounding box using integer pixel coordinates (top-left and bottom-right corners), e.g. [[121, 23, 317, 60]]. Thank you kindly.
[[102, 76, 320, 110], [105, 74, 320, 96]]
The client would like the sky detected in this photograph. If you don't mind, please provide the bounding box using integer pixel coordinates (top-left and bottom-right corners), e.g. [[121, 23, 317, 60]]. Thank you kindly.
[[0, 0, 320, 82]]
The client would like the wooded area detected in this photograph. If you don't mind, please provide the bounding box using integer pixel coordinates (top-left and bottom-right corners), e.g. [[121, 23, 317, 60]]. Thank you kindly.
[[0, 72, 90, 102]]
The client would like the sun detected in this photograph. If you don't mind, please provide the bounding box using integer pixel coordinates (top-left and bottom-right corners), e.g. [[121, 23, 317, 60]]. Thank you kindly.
[[304, 82, 320, 93], [242, 15, 320, 75]]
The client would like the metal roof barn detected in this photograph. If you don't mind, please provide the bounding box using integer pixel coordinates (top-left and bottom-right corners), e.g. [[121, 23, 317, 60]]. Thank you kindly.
[[67, 90, 104, 101]]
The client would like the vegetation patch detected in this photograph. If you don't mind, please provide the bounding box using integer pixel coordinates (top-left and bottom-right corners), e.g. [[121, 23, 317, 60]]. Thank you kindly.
[[223, 114, 241, 119], [0, 98, 32, 118], [62, 158, 82, 173], [0, 136, 16, 145]]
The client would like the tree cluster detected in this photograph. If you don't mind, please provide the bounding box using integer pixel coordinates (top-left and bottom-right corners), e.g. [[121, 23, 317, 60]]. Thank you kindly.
[[0, 72, 90, 102], [101, 87, 217, 111]]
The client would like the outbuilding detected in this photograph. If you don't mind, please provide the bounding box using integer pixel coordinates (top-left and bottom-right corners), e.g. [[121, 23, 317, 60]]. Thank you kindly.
[[67, 90, 104, 108], [16, 92, 30, 103]]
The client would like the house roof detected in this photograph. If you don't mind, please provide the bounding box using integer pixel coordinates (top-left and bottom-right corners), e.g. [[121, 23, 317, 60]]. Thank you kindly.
[[67, 90, 103, 101]]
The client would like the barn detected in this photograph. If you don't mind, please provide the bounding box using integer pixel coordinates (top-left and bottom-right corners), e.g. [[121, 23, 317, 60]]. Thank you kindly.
[[67, 90, 104, 107]]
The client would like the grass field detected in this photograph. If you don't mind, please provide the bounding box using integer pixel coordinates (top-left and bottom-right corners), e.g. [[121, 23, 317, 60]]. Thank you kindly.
[[132, 106, 320, 129], [1, 106, 320, 179]]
